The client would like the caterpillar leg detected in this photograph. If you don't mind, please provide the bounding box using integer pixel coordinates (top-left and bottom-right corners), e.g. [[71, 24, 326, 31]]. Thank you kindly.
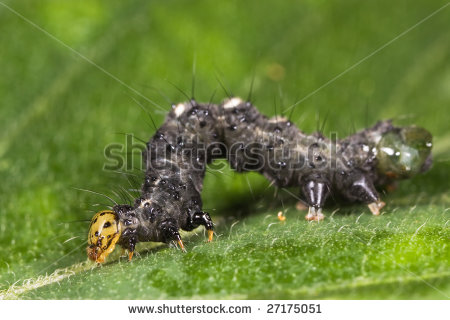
[[301, 177, 329, 221], [161, 220, 186, 252], [344, 173, 385, 216], [368, 200, 386, 216], [120, 237, 136, 261], [120, 248, 135, 261], [305, 207, 325, 221], [175, 234, 186, 252], [277, 211, 286, 221], [192, 211, 214, 242]]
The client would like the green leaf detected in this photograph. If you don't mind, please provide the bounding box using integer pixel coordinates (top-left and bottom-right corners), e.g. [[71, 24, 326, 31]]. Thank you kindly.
[[0, 0, 449, 299]]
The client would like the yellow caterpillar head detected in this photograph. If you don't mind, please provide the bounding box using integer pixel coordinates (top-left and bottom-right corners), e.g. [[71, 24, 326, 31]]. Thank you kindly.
[[87, 210, 122, 263]]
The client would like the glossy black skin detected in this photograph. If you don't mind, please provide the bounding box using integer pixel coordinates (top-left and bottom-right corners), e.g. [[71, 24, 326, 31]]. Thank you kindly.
[[114, 98, 430, 253]]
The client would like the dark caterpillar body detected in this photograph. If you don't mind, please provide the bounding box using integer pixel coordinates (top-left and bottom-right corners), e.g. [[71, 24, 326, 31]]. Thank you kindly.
[[87, 97, 432, 263]]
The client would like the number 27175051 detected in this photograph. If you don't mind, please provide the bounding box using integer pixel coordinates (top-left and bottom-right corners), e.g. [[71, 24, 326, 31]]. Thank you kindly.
[[267, 303, 322, 314]]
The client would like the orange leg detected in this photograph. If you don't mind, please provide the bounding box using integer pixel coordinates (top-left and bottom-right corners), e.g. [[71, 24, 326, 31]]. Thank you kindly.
[[207, 229, 214, 242], [368, 201, 386, 216], [305, 207, 325, 221], [177, 239, 186, 252], [192, 211, 214, 243]]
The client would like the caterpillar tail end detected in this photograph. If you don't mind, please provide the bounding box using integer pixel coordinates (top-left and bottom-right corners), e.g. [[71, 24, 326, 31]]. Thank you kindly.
[[368, 201, 386, 216], [305, 207, 325, 221]]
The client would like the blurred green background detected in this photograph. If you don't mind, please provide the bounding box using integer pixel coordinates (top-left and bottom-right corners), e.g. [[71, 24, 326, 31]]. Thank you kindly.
[[0, 0, 449, 299]]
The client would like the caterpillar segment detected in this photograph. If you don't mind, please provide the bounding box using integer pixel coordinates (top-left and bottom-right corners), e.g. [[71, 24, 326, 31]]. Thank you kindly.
[[87, 97, 432, 263]]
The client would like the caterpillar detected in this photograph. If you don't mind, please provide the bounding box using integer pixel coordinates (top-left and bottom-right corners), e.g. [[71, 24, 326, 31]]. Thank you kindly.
[[87, 97, 433, 263]]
